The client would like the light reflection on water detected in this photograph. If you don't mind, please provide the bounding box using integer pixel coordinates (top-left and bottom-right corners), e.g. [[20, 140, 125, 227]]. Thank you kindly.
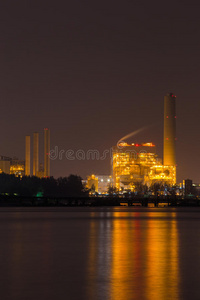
[[87, 210, 179, 300], [1, 208, 200, 300]]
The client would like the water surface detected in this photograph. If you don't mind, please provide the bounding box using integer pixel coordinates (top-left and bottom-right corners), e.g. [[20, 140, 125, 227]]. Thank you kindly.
[[0, 207, 200, 300]]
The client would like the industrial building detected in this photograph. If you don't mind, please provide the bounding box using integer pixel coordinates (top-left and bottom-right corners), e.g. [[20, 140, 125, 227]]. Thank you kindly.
[[87, 174, 98, 193], [10, 158, 25, 177], [0, 155, 25, 177], [0, 128, 50, 178], [97, 175, 112, 194], [112, 143, 175, 189], [87, 175, 112, 194], [112, 93, 177, 190]]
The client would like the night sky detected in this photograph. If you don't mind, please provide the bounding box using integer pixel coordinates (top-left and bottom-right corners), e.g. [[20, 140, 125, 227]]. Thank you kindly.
[[1, 0, 200, 182]]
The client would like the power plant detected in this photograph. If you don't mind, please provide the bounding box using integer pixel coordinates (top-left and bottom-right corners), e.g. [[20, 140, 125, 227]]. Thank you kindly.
[[0, 92, 178, 186], [112, 93, 177, 190]]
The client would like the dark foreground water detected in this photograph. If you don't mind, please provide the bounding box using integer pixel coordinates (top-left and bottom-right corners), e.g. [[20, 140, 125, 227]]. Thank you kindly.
[[0, 207, 200, 300]]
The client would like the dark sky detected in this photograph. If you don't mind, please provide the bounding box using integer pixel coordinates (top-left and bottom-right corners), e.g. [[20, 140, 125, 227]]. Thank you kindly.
[[1, 0, 200, 182]]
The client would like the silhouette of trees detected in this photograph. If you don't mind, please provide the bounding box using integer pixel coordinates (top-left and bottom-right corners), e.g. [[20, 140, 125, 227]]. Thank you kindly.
[[107, 185, 119, 196], [0, 173, 20, 195], [150, 182, 165, 196], [57, 175, 84, 197], [0, 173, 86, 197], [134, 182, 149, 196]]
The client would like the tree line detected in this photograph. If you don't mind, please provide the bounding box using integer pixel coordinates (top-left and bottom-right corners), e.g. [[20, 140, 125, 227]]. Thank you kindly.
[[0, 173, 87, 197]]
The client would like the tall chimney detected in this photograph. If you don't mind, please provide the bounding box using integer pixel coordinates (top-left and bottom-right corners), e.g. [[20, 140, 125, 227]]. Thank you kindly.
[[33, 132, 39, 176], [44, 128, 50, 177], [25, 135, 31, 176], [163, 93, 176, 166]]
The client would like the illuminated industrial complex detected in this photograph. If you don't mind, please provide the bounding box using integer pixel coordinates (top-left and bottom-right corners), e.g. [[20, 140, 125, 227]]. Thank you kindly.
[[0, 156, 25, 177], [112, 142, 176, 190], [86, 93, 177, 193], [111, 93, 176, 190], [0, 128, 50, 178], [87, 174, 112, 194], [0, 93, 176, 190]]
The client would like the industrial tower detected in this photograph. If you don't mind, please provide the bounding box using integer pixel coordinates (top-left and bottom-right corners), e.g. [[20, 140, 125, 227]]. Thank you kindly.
[[44, 128, 50, 177], [25, 135, 30, 176], [33, 132, 39, 176], [163, 93, 176, 168]]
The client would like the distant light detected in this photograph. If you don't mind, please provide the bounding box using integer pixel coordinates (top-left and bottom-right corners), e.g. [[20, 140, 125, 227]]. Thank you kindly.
[[175, 116, 177, 118], [166, 138, 169, 140], [166, 116, 169, 118]]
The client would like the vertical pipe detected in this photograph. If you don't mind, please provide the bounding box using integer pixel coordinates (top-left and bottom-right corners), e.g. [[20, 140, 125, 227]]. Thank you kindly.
[[44, 128, 50, 177], [33, 132, 39, 176], [163, 93, 176, 166], [25, 135, 31, 176]]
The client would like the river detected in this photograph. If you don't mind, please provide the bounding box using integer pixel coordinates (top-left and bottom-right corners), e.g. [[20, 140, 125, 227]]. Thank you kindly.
[[0, 207, 200, 300]]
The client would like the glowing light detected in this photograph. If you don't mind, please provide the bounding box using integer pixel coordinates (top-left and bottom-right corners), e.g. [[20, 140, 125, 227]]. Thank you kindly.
[[142, 143, 155, 147], [112, 143, 176, 188]]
